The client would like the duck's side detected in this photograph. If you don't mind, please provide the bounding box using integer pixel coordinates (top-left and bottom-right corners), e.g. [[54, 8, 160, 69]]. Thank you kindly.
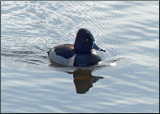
[[48, 44, 75, 66], [48, 44, 101, 67]]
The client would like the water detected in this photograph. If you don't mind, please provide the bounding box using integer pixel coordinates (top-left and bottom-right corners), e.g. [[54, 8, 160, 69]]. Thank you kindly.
[[1, 1, 159, 113]]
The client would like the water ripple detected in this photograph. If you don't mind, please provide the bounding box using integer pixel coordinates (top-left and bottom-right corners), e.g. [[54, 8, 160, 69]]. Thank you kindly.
[[1, 1, 159, 113]]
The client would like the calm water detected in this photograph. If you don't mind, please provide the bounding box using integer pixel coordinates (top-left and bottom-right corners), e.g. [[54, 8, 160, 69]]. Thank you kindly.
[[1, 1, 159, 113]]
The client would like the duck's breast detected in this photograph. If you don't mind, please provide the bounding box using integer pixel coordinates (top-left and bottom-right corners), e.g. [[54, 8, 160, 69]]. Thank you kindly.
[[74, 52, 101, 66]]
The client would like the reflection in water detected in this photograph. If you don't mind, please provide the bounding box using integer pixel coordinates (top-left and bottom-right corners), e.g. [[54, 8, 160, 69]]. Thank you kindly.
[[49, 60, 104, 94], [69, 69, 104, 94]]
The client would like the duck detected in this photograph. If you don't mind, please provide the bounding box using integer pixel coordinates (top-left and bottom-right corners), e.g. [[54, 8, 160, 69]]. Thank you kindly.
[[48, 28, 105, 67]]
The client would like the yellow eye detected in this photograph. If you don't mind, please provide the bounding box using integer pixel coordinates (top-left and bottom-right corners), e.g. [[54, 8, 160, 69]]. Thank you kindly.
[[85, 38, 89, 42]]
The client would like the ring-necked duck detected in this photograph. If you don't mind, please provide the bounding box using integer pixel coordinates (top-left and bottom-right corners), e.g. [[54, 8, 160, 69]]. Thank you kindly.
[[48, 28, 105, 66]]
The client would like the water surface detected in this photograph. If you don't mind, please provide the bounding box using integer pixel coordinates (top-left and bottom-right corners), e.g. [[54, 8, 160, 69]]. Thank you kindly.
[[1, 1, 159, 113]]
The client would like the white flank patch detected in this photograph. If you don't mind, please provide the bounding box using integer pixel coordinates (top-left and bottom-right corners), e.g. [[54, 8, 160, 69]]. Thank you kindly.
[[49, 49, 75, 66], [92, 50, 97, 55]]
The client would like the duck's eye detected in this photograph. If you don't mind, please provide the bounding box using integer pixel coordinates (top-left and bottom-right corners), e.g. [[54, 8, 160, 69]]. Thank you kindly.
[[85, 38, 89, 42]]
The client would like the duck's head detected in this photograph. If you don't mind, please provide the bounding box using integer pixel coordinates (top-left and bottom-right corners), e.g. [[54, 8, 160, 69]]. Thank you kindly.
[[74, 28, 105, 54]]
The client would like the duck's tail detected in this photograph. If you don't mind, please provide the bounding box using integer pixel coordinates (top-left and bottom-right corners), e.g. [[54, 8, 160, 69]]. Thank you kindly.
[[47, 49, 52, 56]]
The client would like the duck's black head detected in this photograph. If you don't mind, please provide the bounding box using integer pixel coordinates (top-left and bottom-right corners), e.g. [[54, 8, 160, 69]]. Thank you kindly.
[[74, 28, 105, 54]]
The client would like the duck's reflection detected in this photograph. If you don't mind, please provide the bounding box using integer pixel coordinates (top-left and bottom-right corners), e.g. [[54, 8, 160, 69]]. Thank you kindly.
[[68, 69, 104, 94], [49, 60, 104, 94]]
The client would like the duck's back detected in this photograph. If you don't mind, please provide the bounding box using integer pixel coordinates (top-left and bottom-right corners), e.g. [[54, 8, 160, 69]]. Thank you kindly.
[[54, 44, 75, 59]]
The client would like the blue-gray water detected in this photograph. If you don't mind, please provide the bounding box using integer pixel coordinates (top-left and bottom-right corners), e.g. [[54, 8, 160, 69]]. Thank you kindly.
[[1, 1, 159, 113]]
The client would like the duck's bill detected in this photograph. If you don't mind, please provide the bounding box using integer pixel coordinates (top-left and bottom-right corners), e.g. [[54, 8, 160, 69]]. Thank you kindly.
[[92, 43, 105, 52]]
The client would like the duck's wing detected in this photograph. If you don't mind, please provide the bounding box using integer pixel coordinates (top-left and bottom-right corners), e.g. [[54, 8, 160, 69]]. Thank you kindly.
[[48, 44, 75, 58], [53, 44, 75, 59]]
